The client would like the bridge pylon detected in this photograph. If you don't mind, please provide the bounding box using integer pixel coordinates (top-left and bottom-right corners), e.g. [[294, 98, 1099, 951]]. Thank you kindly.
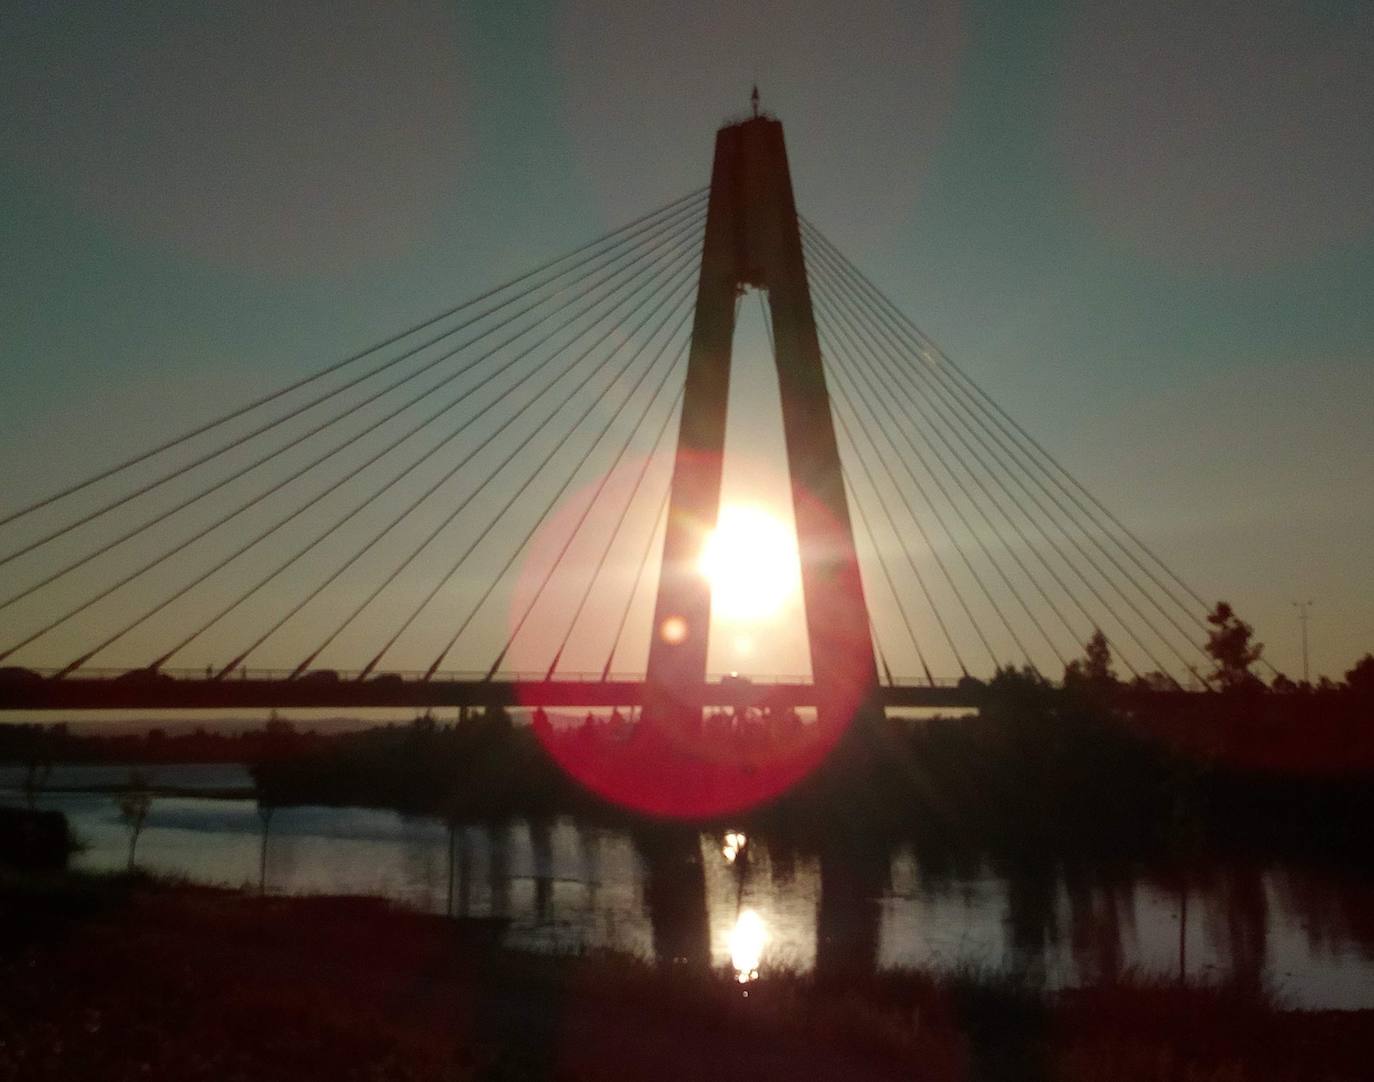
[[645, 114, 879, 733]]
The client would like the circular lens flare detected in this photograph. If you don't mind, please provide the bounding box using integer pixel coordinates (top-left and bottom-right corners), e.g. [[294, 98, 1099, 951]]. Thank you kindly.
[[659, 616, 689, 645], [522, 473, 871, 820]]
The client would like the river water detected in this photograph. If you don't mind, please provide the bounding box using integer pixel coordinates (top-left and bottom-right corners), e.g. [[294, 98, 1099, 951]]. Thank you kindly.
[[6, 763, 1373, 1009]]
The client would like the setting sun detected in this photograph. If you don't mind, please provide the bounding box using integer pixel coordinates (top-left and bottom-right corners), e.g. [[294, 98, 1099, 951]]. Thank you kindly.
[[697, 503, 800, 622]]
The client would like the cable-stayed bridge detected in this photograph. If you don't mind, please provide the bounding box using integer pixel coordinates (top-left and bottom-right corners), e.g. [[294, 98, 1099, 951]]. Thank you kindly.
[[0, 114, 1221, 718]]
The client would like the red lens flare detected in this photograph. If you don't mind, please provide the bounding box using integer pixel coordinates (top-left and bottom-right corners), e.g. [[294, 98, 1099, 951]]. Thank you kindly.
[[515, 466, 873, 819]]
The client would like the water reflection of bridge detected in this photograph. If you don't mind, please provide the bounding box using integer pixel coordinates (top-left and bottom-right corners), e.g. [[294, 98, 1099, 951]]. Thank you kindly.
[[24, 777, 1366, 1005], [425, 819, 1361, 1004]]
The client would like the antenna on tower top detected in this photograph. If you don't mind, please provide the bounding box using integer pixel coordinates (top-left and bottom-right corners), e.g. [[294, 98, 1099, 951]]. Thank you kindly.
[[751, 85, 760, 118]]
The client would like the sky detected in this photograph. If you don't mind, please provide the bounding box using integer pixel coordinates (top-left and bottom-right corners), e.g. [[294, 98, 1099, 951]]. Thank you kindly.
[[1, 0, 1372, 684]]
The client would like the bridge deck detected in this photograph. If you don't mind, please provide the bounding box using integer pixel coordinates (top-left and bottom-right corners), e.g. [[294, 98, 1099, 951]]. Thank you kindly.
[[0, 675, 980, 712]]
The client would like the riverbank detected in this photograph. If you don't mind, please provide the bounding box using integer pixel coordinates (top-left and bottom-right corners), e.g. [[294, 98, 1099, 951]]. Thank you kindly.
[[9, 680, 1374, 876], [1, 871, 1369, 1081]]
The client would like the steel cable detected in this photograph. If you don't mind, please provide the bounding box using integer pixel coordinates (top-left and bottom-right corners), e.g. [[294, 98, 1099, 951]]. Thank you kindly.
[[0, 188, 706, 532], [809, 260, 1168, 680], [293, 253, 703, 677], [838, 455, 937, 684], [26, 222, 703, 674], [805, 226, 1210, 682], [153, 268, 697, 674], [601, 481, 674, 681], [817, 286, 1078, 669], [810, 248, 1194, 681], [403, 296, 694, 678], [542, 375, 687, 680], [800, 218, 1216, 634], [822, 334, 1045, 669], [468, 339, 690, 681], [0, 202, 707, 608]]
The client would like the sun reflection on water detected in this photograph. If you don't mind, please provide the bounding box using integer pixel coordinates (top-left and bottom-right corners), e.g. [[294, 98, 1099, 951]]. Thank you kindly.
[[729, 908, 767, 984]]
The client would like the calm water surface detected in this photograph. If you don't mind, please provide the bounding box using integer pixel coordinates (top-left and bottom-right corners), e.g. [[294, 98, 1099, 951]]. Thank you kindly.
[[7, 763, 1373, 1009]]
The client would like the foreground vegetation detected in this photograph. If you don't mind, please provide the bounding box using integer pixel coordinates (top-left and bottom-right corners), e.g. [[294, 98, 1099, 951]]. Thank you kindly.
[[1, 870, 1368, 1082]]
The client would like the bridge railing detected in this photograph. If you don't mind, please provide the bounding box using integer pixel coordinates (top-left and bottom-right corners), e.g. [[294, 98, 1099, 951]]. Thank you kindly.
[[15, 666, 654, 684], [12, 665, 969, 688]]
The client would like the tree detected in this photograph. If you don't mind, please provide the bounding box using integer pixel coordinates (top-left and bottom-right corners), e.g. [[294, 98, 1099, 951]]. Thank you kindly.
[[1064, 629, 1118, 690], [117, 769, 154, 872], [437, 792, 465, 919], [254, 785, 276, 896], [265, 711, 294, 737], [1204, 602, 1263, 691], [1346, 654, 1374, 697], [257, 803, 275, 894]]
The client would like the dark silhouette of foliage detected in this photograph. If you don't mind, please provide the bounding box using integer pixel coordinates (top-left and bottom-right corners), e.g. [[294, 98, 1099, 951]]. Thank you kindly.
[[1064, 629, 1118, 693], [13, 872, 1373, 1082], [0, 805, 72, 869], [116, 769, 154, 872], [248, 706, 577, 825], [1205, 602, 1264, 691], [1130, 671, 1176, 692], [1346, 654, 1374, 697]]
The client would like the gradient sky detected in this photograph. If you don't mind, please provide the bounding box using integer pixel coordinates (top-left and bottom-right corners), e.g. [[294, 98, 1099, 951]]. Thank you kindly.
[[2, 0, 1372, 682]]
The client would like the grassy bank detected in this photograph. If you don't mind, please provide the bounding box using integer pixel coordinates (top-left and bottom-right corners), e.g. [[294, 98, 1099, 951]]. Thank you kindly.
[[1, 871, 1368, 1081]]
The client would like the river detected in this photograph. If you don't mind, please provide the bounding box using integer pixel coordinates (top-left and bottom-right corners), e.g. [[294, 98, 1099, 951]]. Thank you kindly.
[[6, 762, 1373, 1009]]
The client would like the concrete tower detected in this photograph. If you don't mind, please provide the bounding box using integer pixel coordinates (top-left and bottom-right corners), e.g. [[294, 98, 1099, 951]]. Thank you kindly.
[[645, 114, 879, 731]]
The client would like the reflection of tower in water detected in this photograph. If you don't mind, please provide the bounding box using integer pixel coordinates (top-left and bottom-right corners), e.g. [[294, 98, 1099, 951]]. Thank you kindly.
[[453, 824, 473, 918], [637, 825, 710, 970], [576, 825, 603, 946], [529, 817, 554, 923], [488, 822, 511, 919], [1065, 870, 1129, 985], [814, 842, 887, 980], [1208, 864, 1270, 991], [1001, 857, 1058, 984]]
